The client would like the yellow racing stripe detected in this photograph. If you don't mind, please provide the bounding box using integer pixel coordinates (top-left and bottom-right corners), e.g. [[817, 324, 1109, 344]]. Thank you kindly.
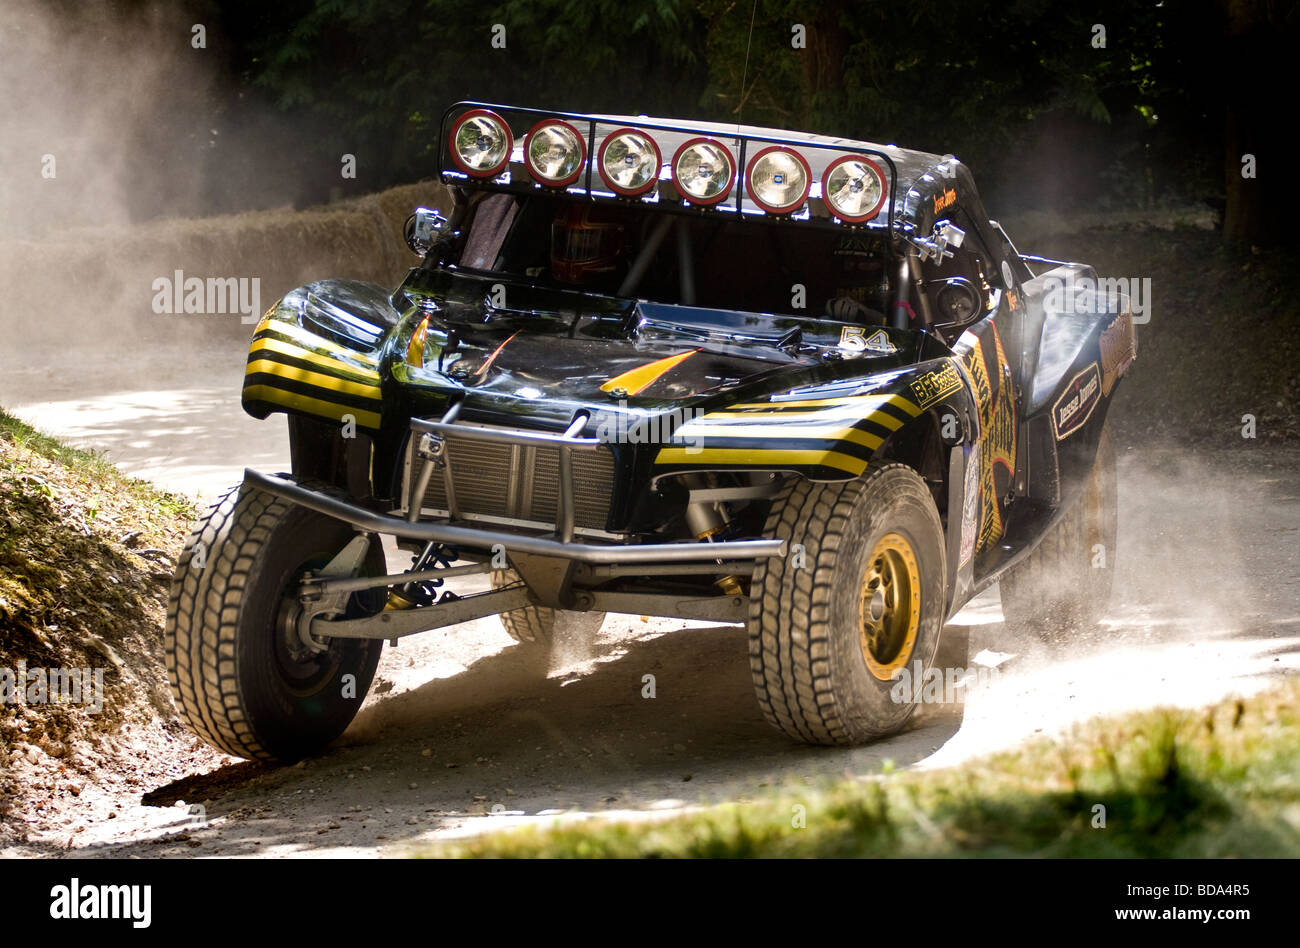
[[249, 335, 380, 382], [728, 393, 921, 415], [245, 359, 382, 400], [694, 404, 908, 429], [243, 384, 382, 429], [654, 446, 866, 476], [600, 351, 697, 396], [252, 316, 380, 367], [675, 423, 884, 451]]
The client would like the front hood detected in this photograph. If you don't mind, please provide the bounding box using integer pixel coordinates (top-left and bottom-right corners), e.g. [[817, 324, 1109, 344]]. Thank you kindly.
[[390, 269, 920, 427]]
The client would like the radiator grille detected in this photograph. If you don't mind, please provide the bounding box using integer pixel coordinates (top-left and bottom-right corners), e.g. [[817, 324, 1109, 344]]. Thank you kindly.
[[415, 435, 616, 532]]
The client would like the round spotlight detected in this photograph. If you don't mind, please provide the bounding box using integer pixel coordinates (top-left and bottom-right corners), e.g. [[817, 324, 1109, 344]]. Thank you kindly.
[[745, 146, 811, 214], [671, 137, 736, 206], [822, 155, 888, 223], [448, 109, 513, 178], [597, 128, 662, 196], [524, 119, 587, 188]]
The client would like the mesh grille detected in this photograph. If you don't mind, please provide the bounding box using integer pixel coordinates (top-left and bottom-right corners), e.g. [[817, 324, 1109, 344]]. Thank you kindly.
[[417, 436, 615, 532]]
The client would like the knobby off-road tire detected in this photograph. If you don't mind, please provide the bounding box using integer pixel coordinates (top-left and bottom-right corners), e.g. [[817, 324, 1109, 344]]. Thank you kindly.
[[749, 463, 947, 745], [165, 478, 386, 763], [489, 569, 606, 647], [1000, 422, 1118, 641]]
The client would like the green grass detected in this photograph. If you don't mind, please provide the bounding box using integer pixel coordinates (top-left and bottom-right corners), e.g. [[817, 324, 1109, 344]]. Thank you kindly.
[[430, 683, 1300, 858], [0, 406, 197, 752], [0, 406, 206, 806], [0, 408, 191, 519]]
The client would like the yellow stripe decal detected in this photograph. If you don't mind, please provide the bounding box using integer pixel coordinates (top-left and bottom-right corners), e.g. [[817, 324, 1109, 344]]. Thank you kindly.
[[676, 424, 884, 451], [887, 393, 923, 417], [244, 385, 382, 429], [654, 447, 866, 476], [249, 336, 381, 382], [245, 359, 383, 400], [730, 393, 892, 410], [600, 350, 697, 395], [253, 316, 380, 367], [693, 405, 908, 429], [865, 409, 905, 431], [728, 393, 921, 415]]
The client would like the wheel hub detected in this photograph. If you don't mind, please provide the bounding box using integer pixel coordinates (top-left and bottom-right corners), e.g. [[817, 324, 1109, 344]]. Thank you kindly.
[[858, 532, 922, 682], [867, 587, 885, 623], [272, 535, 375, 692]]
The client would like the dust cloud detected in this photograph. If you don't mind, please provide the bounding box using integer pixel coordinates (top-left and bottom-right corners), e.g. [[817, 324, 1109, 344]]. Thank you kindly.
[[924, 442, 1299, 768], [0, 1, 443, 381], [0, 0, 231, 366], [0, 0, 218, 240]]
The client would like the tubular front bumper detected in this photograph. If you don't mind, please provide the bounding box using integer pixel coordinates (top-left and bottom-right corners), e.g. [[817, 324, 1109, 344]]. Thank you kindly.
[[244, 468, 786, 565]]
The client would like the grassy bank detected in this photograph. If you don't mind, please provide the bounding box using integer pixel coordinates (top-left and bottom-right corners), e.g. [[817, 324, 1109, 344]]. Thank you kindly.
[[433, 682, 1300, 858], [0, 408, 196, 823]]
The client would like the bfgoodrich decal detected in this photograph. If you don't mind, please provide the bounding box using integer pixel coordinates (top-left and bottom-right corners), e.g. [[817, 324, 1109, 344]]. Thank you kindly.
[[909, 363, 962, 409], [1053, 363, 1101, 440]]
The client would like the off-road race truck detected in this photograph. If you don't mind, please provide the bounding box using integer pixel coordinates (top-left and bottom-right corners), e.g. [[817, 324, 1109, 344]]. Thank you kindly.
[[165, 102, 1136, 763]]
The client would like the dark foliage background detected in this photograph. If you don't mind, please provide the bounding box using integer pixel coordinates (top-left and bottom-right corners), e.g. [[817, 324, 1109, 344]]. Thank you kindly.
[[10, 0, 1297, 242]]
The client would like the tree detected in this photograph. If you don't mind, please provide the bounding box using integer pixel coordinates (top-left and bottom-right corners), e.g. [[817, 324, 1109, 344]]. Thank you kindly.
[[247, 0, 709, 200], [1221, 0, 1298, 244]]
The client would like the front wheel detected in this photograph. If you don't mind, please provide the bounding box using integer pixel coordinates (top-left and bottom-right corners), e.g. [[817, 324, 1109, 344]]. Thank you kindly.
[[748, 463, 947, 745], [489, 568, 606, 652], [165, 478, 386, 763]]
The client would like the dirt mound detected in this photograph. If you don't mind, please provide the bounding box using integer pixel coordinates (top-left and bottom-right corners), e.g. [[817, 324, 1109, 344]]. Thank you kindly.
[[0, 410, 224, 845]]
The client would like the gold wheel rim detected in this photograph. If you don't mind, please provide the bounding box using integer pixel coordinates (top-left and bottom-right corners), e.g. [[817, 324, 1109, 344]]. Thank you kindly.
[[859, 532, 922, 681]]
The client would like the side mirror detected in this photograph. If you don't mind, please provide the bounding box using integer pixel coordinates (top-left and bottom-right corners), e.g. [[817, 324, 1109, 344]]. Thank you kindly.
[[405, 207, 449, 256], [909, 221, 966, 263], [936, 221, 965, 251]]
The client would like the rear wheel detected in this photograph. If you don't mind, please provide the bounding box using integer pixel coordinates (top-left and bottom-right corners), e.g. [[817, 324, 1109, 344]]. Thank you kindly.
[[489, 568, 606, 649], [748, 464, 947, 745], [165, 478, 385, 763], [1000, 423, 1118, 640]]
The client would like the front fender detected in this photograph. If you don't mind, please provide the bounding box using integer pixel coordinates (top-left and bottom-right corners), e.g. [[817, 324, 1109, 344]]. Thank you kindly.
[[650, 357, 978, 483], [1024, 306, 1136, 506], [241, 279, 401, 434]]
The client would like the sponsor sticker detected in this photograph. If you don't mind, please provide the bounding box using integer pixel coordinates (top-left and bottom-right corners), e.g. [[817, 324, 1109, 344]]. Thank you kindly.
[[839, 326, 896, 353], [1052, 363, 1101, 440], [909, 362, 962, 408], [962, 326, 1017, 552]]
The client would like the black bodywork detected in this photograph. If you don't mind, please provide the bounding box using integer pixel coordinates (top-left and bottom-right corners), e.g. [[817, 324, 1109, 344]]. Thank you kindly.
[[241, 102, 1136, 624]]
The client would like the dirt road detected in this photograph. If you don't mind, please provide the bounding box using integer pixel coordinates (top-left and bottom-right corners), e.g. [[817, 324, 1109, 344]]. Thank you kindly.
[[1, 348, 1297, 858]]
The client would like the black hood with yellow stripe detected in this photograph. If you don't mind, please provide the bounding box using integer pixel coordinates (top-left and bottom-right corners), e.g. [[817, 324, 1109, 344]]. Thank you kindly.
[[244, 271, 966, 483]]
